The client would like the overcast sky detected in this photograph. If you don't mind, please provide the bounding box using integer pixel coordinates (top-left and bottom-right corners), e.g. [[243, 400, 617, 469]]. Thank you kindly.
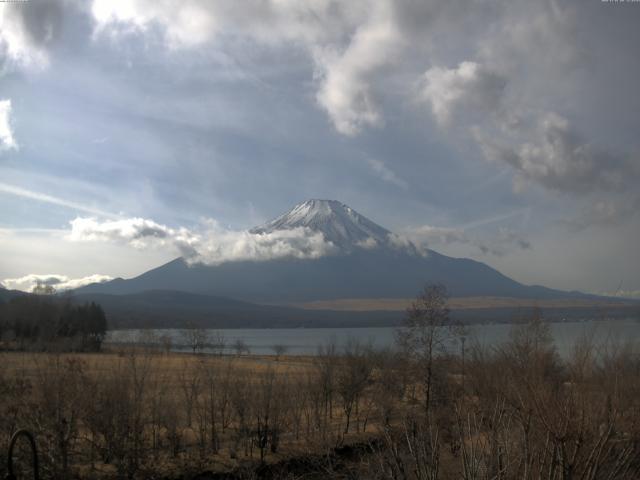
[[1, 0, 639, 296]]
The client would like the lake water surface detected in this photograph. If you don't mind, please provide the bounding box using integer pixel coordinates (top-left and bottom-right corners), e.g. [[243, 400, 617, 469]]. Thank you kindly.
[[106, 318, 640, 357]]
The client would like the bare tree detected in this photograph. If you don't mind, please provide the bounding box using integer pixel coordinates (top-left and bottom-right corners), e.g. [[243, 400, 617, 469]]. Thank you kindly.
[[314, 339, 338, 427], [396, 284, 457, 417], [181, 323, 210, 354], [159, 333, 173, 355], [178, 358, 202, 429], [252, 369, 281, 461], [272, 344, 288, 360], [229, 369, 252, 457], [336, 339, 373, 434], [233, 338, 250, 356], [210, 330, 226, 356], [136, 329, 160, 354], [32, 281, 56, 295], [198, 358, 221, 454]]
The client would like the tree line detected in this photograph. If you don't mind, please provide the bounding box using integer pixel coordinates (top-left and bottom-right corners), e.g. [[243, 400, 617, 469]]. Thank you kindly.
[[0, 293, 107, 352]]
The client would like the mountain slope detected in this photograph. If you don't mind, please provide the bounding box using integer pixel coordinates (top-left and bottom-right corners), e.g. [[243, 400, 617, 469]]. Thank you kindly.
[[76, 199, 590, 303]]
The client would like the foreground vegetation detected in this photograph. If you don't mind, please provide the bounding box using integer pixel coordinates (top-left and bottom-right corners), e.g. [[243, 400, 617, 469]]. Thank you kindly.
[[1, 286, 639, 479], [0, 326, 638, 478]]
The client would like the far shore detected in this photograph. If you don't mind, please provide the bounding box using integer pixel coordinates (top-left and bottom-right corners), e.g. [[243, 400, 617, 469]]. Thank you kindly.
[[289, 295, 639, 312]]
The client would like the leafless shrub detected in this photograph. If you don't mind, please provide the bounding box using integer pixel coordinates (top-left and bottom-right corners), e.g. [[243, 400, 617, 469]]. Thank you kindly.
[[272, 344, 288, 360], [336, 339, 373, 435], [31, 355, 86, 478], [181, 324, 210, 354], [234, 338, 250, 356]]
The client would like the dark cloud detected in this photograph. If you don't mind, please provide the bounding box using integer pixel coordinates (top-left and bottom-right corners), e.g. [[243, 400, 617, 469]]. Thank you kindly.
[[563, 196, 640, 232], [477, 228, 531, 257], [402, 224, 531, 257], [474, 113, 640, 195], [13, 1, 65, 48], [0, 0, 70, 69]]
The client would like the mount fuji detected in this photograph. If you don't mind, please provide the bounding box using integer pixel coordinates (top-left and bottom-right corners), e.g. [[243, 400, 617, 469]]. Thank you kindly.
[[76, 199, 581, 304], [250, 199, 398, 252]]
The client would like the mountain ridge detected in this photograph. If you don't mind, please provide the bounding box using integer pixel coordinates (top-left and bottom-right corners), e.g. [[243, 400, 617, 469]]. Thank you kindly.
[[75, 199, 595, 305]]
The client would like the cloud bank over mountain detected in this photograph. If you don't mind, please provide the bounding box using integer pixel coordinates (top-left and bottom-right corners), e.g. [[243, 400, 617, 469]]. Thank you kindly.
[[67, 215, 337, 266], [65, 200, 535, 269]]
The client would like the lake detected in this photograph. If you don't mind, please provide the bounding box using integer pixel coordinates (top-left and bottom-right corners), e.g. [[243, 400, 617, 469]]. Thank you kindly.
[[106, 318, 640, 357]]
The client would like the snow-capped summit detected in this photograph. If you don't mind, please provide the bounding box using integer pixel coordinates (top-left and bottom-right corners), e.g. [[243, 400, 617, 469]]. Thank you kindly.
[[250, 199, 393, 251]]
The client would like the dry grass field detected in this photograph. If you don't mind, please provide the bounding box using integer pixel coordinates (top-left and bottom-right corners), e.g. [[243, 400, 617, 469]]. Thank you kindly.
[[291, 296, 638, 311], [0, 346, 390, 479], [2, 315, 640, 479]]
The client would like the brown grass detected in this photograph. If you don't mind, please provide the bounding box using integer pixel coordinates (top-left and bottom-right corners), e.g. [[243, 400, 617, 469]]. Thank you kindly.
[[290, 295, 637, 311], [0, 348, 383, 479], [0, 349, 315, 380]]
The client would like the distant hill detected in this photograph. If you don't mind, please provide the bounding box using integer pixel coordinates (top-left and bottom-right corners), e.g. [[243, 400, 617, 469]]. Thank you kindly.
[[0, 288, 27, 304], [74, 290, 400, 329], [74, 289, 639, 329]]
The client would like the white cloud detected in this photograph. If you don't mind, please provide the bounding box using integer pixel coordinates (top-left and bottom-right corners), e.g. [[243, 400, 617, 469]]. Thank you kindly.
[[365, 158, 408, 189], [191, 221, 337, 265], [355, 237, 379, 249], [67, 216, 187, 248], [314, 1, 399, 135], [2, 273, 113, 293], [0, 100, 17, 151], [387, 232, 419, 253], [420, 61, 505, 126], [89, 0, 398, 136], [91, 0, 218, 49], [0, 227, 176, 285], [67, 216, 337, 266]]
